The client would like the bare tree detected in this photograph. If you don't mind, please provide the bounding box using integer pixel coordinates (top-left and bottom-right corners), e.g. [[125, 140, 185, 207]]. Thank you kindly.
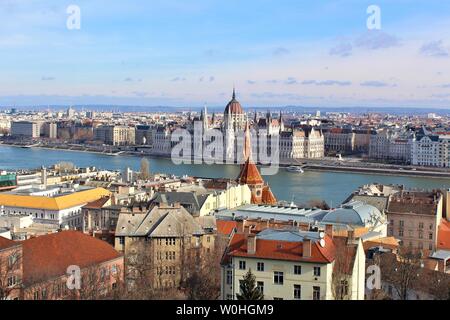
[[0, 248, 22, 300], [57, 161, 75, 173], [182, 236, 226, 300], [139, 158, 151, 180], [378, 248, 422, 300], [331, 239, 354, 300]]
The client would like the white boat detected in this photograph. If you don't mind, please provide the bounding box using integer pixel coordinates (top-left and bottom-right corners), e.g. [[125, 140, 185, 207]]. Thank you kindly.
[[286, 166, 304, 173]]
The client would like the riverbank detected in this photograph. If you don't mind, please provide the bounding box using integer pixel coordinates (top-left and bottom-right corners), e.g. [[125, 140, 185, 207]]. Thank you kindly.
[[304, 164, 450, 178], [2, 144, 449, 205], [2, 142, 450, 178]]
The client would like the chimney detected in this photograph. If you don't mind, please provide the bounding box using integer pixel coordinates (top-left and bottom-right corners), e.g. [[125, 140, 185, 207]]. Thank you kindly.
[[247, 234, 256, 254], [347, 230, 355, 244], [325, 224, 333, 238], [303, 238, 311, 258]]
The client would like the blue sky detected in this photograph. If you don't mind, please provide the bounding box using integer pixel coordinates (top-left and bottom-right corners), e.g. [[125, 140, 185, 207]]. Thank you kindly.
[[1, 0, 450, 108]]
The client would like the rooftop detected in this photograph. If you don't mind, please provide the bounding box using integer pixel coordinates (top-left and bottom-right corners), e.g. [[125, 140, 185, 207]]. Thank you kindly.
[[0, 187, 111, 210], [22, 230, 122, 285]]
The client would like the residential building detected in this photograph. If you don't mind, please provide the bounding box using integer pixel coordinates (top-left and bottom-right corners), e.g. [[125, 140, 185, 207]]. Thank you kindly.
[[115, 204, 213, 290], [323, 127, 355, 155], [412, 134, 450, 167], [369, 128, 413, 163], [11, 121, 40, 138], [94, 125, 136, 146], [21, 231, 123, 300], [0, 237, 22, 300], [386, 190, 443, 252], [220, 228, 366, 300], [151, 182, 251, 217]]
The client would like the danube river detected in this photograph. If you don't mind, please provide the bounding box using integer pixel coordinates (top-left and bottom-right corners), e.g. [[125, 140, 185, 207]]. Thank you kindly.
[[1, 145, 449, 206]]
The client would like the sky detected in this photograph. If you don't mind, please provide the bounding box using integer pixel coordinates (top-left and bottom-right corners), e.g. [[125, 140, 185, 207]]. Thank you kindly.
[[0, 0, 450, 109]]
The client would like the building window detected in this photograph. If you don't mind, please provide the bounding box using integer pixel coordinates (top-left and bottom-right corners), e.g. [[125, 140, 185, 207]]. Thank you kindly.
[[8, 253, 18, 268], [294, 284, 301, 299], [257, 281, 264, 295], [313, 266, 321, 277], [340, 280, 349, 297], [399, 229, 404, 237], [274, 271, 284, 285], [419, 222, 424, 229], [429, 233, 433, 240], [399, 220, 404, 227], [257, 262, 264, 272], [313, 286, 321, 300], [119, 237, 125, 245], [294, 265, 302, 275], [239, 260, 246, 270], [418, 231, 423, 239], [226, 270, 232, 285], [7, 276, 17, 287]]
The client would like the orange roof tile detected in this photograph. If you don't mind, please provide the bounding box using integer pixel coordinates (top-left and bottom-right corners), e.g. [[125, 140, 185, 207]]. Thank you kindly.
[[437, 219, 450, 250], [261, 185, 277, 205], [0, 236, 19, 251], [83, 196, 110, 209], [237, 160, 264, 185], [363, 237, 399, 251], [22, 231, 122, 285], [216, 220, 238, 236], [224, 232, 335, 264]]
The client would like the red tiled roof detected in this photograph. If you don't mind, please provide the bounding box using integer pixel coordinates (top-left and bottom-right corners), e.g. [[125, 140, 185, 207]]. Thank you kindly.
[[261, 185, 277, 205], [22, 231, 122, 286], [83, 196, 110, 209], [237, 160, 264, 185], [0, 236, 19, 251], [224, 232, 336, 264], [216, 220, 238, 236], [437, 219, 450, 250]]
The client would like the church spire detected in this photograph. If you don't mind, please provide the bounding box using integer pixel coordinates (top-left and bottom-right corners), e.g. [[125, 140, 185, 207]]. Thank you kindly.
[[232, 86, 236, 100]]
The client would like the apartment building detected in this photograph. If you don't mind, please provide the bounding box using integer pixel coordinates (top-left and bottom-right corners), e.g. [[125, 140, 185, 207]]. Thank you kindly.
[[0, 237, 22, 300], [221, 228, 365, 300], [369, 129, 413, 163], [94, 125, 135, 146], [323, 127, 355, 155], [11, 121, 40, 138], [386, 190, 443, 252], [411, 134, 450, 167], [115, 204, 214, 290], [279, 127, 324, 160], [151, 183, 251, 217]]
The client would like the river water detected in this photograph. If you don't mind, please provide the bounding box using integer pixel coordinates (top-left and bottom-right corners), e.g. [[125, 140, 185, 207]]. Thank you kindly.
[[1, 145, 449, 206]]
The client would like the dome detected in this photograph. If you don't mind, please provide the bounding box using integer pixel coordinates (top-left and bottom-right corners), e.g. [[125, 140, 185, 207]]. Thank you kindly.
[[321, 201, 382, 226], [224, 88, 244, 115]]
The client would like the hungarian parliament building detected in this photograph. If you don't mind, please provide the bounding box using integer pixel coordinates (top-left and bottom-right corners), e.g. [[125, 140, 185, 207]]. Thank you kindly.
[[146, 89, 325, 163]]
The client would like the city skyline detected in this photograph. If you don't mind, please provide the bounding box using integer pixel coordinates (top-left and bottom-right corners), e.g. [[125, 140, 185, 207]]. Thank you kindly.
[[1, 0, 450, 108]]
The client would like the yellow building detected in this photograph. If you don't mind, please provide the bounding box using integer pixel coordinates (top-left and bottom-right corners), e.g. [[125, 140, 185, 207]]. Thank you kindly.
[[0, 187, 110, 229]]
